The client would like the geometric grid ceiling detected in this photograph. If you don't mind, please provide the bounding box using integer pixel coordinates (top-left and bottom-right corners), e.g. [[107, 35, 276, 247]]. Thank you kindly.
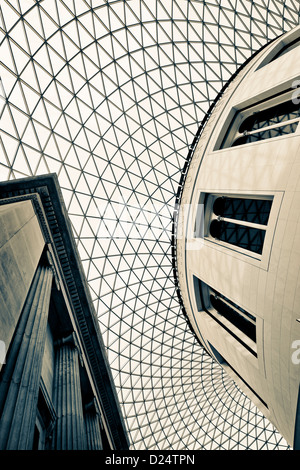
[[1, 0, 299, 450]]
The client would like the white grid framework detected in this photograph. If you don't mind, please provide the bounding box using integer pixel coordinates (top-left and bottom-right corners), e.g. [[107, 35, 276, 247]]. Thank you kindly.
[[0, 0, 299, 450]]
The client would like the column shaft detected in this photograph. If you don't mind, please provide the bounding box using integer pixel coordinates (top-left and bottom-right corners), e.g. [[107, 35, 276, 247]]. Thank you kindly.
[[85, 400, 103, 450], [0, 264, 53, 449], [52, 336, 87, 450]]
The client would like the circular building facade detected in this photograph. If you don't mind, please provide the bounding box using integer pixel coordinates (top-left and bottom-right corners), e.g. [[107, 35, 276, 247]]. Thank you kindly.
[[175, 26, 300, 449]]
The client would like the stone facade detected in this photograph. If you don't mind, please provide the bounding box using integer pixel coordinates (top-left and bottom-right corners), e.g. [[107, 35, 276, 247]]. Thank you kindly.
[[175, 26, 300, 449], [0, 174, 129, 450]]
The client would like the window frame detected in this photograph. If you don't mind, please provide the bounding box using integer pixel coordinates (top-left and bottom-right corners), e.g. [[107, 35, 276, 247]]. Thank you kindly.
[[219, 89, 300, 150], [256, 30, 300, 70], [194, 277, 258, 357], [194, 190, 283, 270], [204, 193, 273, 258], [209, 196, 273, 256]]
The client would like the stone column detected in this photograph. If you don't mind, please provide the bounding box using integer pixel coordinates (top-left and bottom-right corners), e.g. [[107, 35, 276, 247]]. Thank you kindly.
[[0, 264, 53, 450], [52, 333, 87, 450], [84, 398, 103, 450]]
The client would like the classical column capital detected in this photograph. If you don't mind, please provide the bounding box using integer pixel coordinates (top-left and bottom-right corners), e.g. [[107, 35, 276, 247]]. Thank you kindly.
[[55, 332, 77, 349], [45, 247, 61, 291], [54, 331, 84, 366], [85, 397, 101, 416]]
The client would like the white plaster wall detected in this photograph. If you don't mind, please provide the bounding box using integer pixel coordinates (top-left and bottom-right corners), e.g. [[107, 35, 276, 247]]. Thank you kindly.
[[176, 26, 300, 446]]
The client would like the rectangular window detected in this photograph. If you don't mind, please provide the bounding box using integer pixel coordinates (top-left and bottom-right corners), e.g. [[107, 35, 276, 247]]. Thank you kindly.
[[260, 37, 300, 68], [210, 220, 266, 255], [220, 90, 300, 149], [193, 276, 257, 357], [209, 287, 256, 343], [271, 37, 300, 61], [204, 194, 273, 257]]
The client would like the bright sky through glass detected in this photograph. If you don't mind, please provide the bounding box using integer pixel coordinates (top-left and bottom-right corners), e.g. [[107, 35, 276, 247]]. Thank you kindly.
[[0, 0, 299, 450]]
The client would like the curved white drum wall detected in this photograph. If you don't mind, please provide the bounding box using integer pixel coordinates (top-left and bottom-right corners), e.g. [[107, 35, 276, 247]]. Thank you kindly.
[[176, 26, 300, 448]]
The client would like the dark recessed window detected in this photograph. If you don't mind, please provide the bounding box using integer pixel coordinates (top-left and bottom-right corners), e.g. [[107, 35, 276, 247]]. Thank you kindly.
[[209, 288, 256, 343], [210, 219, 266, 254], [193, 276, 257, 357], [256, 37, 300, 71], [208, 196, 272, 256], [220, 91, 300, 149], [213, 197, 272, 225], [270, 37, 300, 62], [232, 99, 300, 147]]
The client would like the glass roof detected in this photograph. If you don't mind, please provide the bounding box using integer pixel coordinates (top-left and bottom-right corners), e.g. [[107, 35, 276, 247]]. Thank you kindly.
[[1, 0, 299, 450]]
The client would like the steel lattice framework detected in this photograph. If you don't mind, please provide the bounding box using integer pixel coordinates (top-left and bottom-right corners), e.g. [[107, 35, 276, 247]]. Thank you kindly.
[[0, 0, 299, 450]]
